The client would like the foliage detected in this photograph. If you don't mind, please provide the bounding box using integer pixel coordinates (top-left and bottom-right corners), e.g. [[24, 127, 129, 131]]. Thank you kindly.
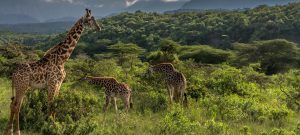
[[160, 106, 199, 134], [179, 45, 233, 64], [233, 39, 300, 75]]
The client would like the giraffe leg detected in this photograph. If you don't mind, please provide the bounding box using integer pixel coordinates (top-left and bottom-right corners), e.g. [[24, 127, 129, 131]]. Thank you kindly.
[[47, 81, 62, 120], [173, 87, 180, 103], [15, 95, 25, 135], [102, 95, 110, 112], [122, 95, 130, 113], [167, 85, 174, 104], [113, 97, 118, 113], [7, 98, 16, 135]]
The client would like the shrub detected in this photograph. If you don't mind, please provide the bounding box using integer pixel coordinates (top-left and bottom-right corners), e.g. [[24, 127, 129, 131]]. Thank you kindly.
[[204, 119, 228, 135], [240, 126, 251, 135], [179, 45, 233, 64], [19, 87, 100, 132], [205, 66, 257, 96], [160, 106, 199, 134], [135, 91, 168, 113], [268, 107, 291, 127]]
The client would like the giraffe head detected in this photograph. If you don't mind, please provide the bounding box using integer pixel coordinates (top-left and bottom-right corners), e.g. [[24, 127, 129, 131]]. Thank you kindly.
[[82, 8, 101, 31], [149, 63, 175, 74]]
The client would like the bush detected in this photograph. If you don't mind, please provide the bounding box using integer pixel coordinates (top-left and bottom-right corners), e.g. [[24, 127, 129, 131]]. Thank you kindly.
[[204, 119, 228, 135], [135, 91, 168, 113], [41, 116, 98, 135], [205, 66, 257, 96], [160, 106, 199, 134], [260, 128, 296, 135], [269, 107, 291, 127], [201, 95, 247, 122], [19, 87, 100, 132], [179, 45, 233, 64]]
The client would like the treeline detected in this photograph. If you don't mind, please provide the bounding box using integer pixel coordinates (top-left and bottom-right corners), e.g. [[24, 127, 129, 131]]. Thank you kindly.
[[78, 3, 300, 49]]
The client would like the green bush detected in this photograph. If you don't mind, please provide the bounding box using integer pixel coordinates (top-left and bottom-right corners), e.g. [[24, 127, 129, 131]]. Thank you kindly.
[[261, 128, 296, 135], [135, 91, 168, 113], [205, 66, 257, 96], [160, 106, 199, 134], [180, 45, 233, 64], [19, 87, 100, 132], [268, 107, 291, 127], [204, 119, 228, 135]]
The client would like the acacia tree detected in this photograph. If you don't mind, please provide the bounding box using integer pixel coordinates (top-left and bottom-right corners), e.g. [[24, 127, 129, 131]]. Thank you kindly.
[[233, 39, 300, 75], [108, 42, 145, 76]]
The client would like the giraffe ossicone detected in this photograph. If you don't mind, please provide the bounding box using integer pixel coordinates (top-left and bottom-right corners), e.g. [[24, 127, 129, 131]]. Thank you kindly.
[[7, 9, 101, 135]]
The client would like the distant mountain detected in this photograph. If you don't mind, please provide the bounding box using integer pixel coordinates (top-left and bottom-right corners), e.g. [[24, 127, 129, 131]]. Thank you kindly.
[[0, 0, 123, 22], [0, 22, 73, 34], [181, 0, 300, 10], [0, 14, 39, 24], [45, 17, 77, 23], [126, 1, 186, 12]]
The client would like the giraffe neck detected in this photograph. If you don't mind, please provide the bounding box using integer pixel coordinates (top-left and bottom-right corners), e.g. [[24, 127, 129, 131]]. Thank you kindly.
[[41, 17, 85, 65]]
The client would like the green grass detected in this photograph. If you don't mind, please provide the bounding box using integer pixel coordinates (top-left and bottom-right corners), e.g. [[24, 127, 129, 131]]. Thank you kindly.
[[1, 77, 300, 135]]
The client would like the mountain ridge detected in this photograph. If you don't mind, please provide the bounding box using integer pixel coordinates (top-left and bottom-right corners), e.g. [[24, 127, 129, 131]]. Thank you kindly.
[[181, 0, 300, 9]]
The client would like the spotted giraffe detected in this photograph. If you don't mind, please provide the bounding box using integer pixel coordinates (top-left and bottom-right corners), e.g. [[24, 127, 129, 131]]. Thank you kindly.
[[7, 9, 101, 135], [149, 63, 188, 106], [80, 76, 132, 113]]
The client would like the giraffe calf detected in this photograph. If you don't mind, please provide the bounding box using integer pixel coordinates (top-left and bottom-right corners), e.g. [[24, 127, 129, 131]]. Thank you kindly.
[[80, 76, 132, 113]]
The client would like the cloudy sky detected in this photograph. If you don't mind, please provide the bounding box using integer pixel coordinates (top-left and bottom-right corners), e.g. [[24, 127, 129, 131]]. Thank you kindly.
[[0, 0, 297, 22], [0, 0, 189, 21]]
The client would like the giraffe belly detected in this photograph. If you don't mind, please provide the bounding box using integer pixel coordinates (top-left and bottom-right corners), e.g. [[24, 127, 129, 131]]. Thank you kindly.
[[30, 82, 46, 89]]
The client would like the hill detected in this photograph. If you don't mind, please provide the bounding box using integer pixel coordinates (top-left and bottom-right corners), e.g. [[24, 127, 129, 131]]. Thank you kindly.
[[0, 21, 73, 34], [181, 0, 299, 9], [45, 17, 77, 23], [0, 14, 39, 24]]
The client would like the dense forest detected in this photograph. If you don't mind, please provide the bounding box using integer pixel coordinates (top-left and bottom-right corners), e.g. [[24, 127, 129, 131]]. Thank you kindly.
[[0, 3, 300, 135]]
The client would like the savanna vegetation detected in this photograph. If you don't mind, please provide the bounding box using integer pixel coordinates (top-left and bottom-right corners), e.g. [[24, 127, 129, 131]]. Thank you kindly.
[[1, 3, 300, 135]]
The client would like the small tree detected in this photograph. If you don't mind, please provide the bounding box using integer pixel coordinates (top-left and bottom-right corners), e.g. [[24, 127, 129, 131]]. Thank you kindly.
[[108, 42, 145, 76]]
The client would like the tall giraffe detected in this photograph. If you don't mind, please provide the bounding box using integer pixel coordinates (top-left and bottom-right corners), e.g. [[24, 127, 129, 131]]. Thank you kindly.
[[149, 63, 188, 106], [80, 76, 132, 113], [7, 9, 101, 135]]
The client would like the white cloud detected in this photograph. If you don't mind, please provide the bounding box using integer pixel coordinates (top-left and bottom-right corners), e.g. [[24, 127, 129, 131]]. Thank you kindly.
[[43, 0, 79, 4], [126, 0, 139, 7], [162, 0, 179, 2], [96, 4, 104, 8]]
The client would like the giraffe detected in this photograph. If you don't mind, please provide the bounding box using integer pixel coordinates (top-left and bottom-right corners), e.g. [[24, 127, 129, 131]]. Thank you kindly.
[[149, 63, 188, 107], [7, 9, 101, 135], [80, 76, 132, 113]]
